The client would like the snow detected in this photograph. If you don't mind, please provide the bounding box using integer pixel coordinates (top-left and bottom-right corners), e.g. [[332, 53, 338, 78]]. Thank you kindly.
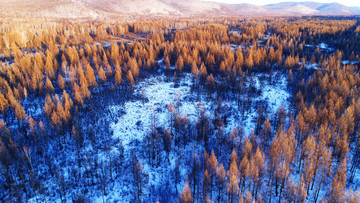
[[304, 42, 334, 51], [230, 30, 241, 34], [106, 69, 289, 202], [111, 73, 195, 151], [227, 44, 246, 52], [304, 63, 318, 70], [108, 73, 201, 200], [12, 59, 285, 202], [318, 42, 328, 49], [156, 58, 163, 64], [0, 61, 14, 66], [241, 72, 290, 134], [258, 74, 289, 112], [9, 61, 291, 203], [102, 43, 112, 48], [111, 69, 290, 145], [264, 32, 272, 40], [342, 60, 358, 65]]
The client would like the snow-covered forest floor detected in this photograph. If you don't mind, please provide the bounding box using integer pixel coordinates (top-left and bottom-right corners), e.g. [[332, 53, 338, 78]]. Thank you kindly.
[[19, 60, 359, 202], [21, 61, 292, 202]]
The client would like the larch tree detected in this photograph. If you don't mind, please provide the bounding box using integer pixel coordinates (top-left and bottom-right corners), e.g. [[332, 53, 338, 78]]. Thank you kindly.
[[57, 74, 66, 90], [77, 67, 90, 99], [328, 158, 347, 202], [110, 43, 119, 65], [115, 64, 122, 86], [261, 118, 272, 149], [62, 90, 73, 123], [168, 102, 176, 135], [191, 62, 199, 76], [251, 147, 266, 199], [163, 128, 172, 162], [200, 63, 207, 79], [164, 56, 171, 69], [245, 48, 254, 69], [313, 142, 332, 202], [203, 169, 211, 201], [191, 150, 201, 201], [269, 128, 297, 202], [176, 55, 184, 72], [300, 135, 316, 194], [229, 149, 238, 167], [205, 53, 215, 68], [206, 150, 218, 200], [227, 159, 239, 203], [14, 102, 26, 128], [44, 77, 54, 93], [179, 178, 192, 203], [0, 92, 9, 116], [216, 163, 226, 203], [72, 83, 84, 106], [268, 47, 276, 65], [126, 70, 134, 88], [128, 57, 139, 78], [219, 61, 226, 73], [44, 50, 55, 79], [84, 64, 97, 88], [132, 159, 148, 202], [239, 155, 250, 193], [98, 66, 107, 83], [206, 74, 215, 90]]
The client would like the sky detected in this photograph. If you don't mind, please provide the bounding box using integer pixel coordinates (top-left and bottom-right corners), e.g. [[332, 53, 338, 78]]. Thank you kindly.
[[202, 0, 360, 7]]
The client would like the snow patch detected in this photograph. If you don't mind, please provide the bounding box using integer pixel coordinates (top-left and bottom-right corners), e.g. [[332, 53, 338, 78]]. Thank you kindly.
[[230, 30, 241, 34], [111, 71, 290, 145], [342, 60, 358, 65], [111, 74, 194, 151]]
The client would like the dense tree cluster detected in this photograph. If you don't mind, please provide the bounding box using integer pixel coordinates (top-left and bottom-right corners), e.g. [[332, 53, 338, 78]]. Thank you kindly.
[[0, 16, 360, 202]]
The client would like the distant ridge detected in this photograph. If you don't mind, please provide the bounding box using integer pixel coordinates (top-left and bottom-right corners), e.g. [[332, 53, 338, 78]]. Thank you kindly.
[[264, 2, 359, 15], [0, 0, 359, 19], [351, 6, 360, 13]]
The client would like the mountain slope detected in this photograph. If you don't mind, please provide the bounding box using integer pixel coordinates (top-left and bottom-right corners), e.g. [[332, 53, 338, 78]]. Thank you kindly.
[[75, 0, 181, 16], [159, 0, 237, 16], [264, 2, 320, 15], [316, 3, 358, 15], [352, 6, 360, 13], [265, 2, 359, 15], [229, 4, 272, 16], [0, 0, 103, 18], [0, 0, 359, 19]]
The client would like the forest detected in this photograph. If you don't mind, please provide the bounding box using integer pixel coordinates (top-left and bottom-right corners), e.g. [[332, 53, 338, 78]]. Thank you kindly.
[[0, 16, 360, 202]]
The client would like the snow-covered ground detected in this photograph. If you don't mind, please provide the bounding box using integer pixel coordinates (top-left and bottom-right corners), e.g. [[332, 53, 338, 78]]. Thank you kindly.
[[304, 63, 318, 70], [106, 66, 290, 201], [22, 63, 289, 202], [304, 42, 334, 51], [342, 60, 358, 65], [110, 70, 289, 146], [230, 30, 241, 34], [111, 73, 196, 151]]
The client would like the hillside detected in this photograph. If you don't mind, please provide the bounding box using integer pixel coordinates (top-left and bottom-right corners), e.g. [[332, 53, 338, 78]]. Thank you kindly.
[[228, 4, 272, 16], [0, 0, 359, 19], [352, 6, 360, 12], [265, 2, 360, 15], [75, 0, 181, 16], [0, 0, 103, 19]]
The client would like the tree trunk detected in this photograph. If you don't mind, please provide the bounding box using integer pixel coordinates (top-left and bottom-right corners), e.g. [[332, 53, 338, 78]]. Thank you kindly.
[[314, 172, 325, 203]]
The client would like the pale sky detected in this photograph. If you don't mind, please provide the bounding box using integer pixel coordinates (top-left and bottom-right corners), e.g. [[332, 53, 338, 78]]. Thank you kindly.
[[202, 0, 360, 7]]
